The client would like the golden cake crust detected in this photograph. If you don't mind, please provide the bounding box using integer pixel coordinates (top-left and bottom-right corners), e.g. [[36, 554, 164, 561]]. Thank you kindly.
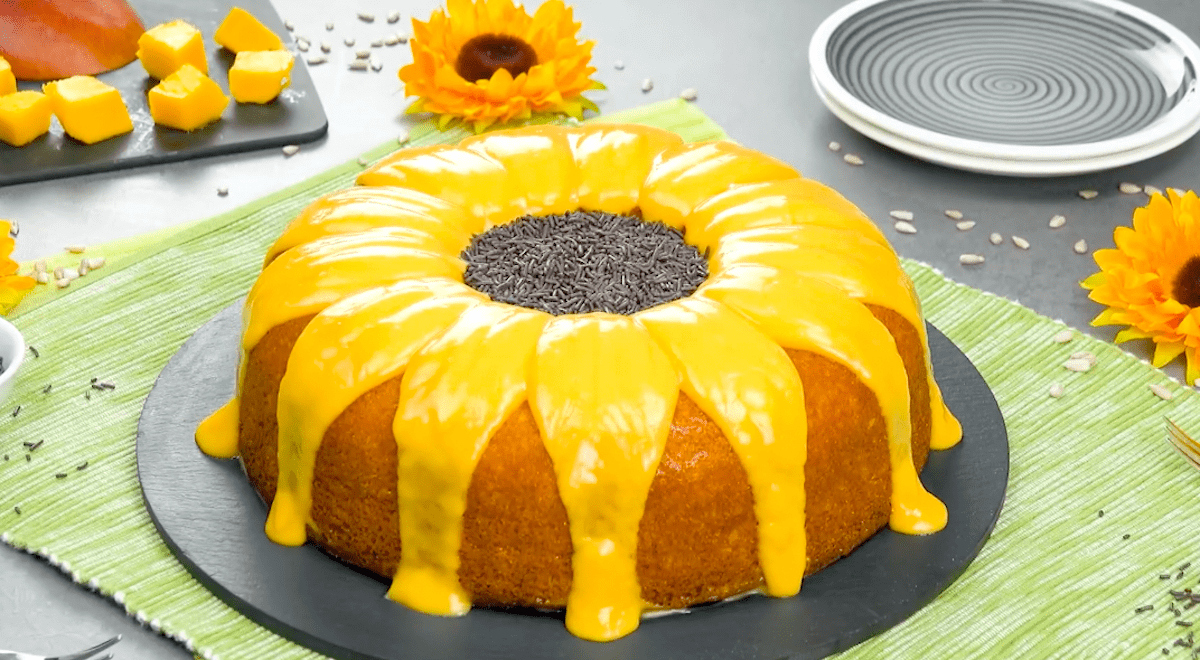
[[237, 305, 933, 609]]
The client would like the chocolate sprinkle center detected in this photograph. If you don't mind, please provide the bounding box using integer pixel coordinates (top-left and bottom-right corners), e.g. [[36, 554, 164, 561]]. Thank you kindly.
[[461, 211, 709, 316]]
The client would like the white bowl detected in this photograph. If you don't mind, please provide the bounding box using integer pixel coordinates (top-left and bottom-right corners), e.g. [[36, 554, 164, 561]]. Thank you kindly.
[[0, 316, 25, 406]]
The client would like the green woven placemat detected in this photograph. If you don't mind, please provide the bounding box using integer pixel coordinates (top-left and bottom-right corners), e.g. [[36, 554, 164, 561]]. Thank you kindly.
[[2, 99, 1198, 660]]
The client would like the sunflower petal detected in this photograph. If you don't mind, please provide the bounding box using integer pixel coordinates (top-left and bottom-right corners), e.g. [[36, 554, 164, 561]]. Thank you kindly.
[[390, 302, 549, 616], [636, 297, 807, 597], [266, 280, 485, 547]]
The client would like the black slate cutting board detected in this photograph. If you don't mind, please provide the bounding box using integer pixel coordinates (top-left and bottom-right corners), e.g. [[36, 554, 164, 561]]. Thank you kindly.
[[0, 0, 327, 186]]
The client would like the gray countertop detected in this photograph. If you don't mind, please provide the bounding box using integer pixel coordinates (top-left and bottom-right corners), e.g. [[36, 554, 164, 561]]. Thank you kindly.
[[2, 0, 1198, 657]]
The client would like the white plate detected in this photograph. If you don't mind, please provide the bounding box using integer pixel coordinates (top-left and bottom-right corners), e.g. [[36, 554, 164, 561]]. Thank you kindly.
[[809, 0, 1200, 176]]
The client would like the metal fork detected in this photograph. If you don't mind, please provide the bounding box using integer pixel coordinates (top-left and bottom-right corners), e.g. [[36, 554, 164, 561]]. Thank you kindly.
[[0, 635, 120, 660], [1166, 418, 1200, 470]]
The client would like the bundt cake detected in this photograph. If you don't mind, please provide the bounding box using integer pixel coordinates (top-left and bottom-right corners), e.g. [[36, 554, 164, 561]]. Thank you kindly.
[[196, 122, 963, 642]]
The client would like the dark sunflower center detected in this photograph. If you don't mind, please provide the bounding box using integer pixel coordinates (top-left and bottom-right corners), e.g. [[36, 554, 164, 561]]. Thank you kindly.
[[461, 211, 710, 316], [1172, 256, 1200, 307], [455, 33, 538, 82]]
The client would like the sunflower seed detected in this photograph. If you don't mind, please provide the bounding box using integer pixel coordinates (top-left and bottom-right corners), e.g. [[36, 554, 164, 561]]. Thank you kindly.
[[356, 49, 371, 59], [944, 209, 964, 220], [1145, 185, 1164, 196], [55, 278, 70, 289], [828, 141, 841, 152], [893, 221, 916, 234], [320, 41, 332, 53], [385, 34, 400, 46], [371, 59, 383, 72], [988, 232, 1003, 245], [1049, 383, 1064, 398], [956, 220, 976, 231], [65, 245, 85, 254], [1012, 236, 1030, 250], [1071, 350, 1097, 366], [34, 272, 49, 284], [680, 88, 698, 101], [357, 12, 375, 22], [1049, 214, 1066, 228], [889, 210, 913, 221], [33, 260, 47, 273], [1119, 182, 1143, 194], [326, 22, 334, 30], [1171, 188, 1187, 196], [349, 60, 369, 71], [959, 253, 985, 265], [843, 153, 864, 166], [1074, 239, 1088, 254], [7, 221, 17, 237], [1150, 383, 1174, 401], [1078, 189, 1099, 200], [1064, 357, 1092, 372], [78, 262, 88, 276], [1052, 330, 1073, 344], [397, 129, 410, 145], [296, 40, 309, 52], [642, 78, 654, 92], [387, 10, 401, 23], [396, 33, 409, 44], [84, 257, 105, 270], [282, 145, 300, 156], [306, 55, 328, 65], [371, 39, 384, 47], [344, 37, 356, 46], [53, 266, 64, 279], [614, 60, 625, 70], [357, 157, 369, 166], [284, 19, 294, 31]]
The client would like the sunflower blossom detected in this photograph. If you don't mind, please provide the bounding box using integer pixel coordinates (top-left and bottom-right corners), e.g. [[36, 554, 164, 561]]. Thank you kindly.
[[0, 221, 34, 315], [399, 0, 603, 132], [1082, 189, 1200, 383]]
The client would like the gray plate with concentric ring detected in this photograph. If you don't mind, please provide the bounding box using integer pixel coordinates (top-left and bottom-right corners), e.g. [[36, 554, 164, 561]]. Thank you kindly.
[[810, 0, 1200, 175]]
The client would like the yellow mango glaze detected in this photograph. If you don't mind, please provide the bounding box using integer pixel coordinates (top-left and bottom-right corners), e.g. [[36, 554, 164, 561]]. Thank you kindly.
[[195, 122, 963, 642]]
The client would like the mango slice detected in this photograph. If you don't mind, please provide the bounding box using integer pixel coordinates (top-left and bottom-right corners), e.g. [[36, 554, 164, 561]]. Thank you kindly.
[[214, 7, 284, 53], [148, 64, 229, 131], [0, 56, 14, 96], [137, 20, 208, 79], [228, 50, 294, 104], [42, 75, 133, 144], [0, 91, 51, 146]]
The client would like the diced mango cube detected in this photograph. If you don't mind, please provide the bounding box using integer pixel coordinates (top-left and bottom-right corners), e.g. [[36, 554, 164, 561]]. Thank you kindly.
[[137, 20, 208, 79], [214, 7, 284, 53], [0, 91, 52, 147], [0, 56, 15, 96], [228, 50, 294, 104], [42, 76, 133, 145], [148, 64, 229, 131]]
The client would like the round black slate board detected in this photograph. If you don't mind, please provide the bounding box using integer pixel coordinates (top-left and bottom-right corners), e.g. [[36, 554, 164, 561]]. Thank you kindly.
[[137, 302, 1009, 660]]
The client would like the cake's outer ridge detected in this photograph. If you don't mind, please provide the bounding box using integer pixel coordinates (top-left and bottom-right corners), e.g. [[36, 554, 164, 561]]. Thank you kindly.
[[195, 122, 963, 642]]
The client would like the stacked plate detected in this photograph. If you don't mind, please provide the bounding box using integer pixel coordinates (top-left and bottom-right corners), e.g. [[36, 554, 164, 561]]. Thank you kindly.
[[809, 0, 1200, 176]]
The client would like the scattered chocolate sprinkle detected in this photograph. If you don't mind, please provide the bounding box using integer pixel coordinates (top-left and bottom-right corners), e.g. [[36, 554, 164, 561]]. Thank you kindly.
[[24, 454, 29, 462], [1165, 575, 1175, 580], [1098, 509, 1104, 517], [76, 461, 88, 471], [3, 455, 7, 461], [84, 391, 91, 401], [27, 345, 38, 359], [1173, 590, 1190, 601], [1184, 563, 1193, 571], [54, 472, 67, 479], [1181, 621, 1195, 627], [1181, 571, 1188, 580], [10, 405, 19, 418], [1123, 534, 1131, 540], [41, 384, 51, 394], [1164, 648, 1170, 655], [1138, 605, 1156, 613], [23, 440, 42, 451], [461, 211, 709, 316], [12, 506, 19, 515]]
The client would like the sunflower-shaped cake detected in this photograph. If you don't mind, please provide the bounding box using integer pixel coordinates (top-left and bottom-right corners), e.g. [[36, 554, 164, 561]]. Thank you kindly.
[[197, 123, 962, 642]]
